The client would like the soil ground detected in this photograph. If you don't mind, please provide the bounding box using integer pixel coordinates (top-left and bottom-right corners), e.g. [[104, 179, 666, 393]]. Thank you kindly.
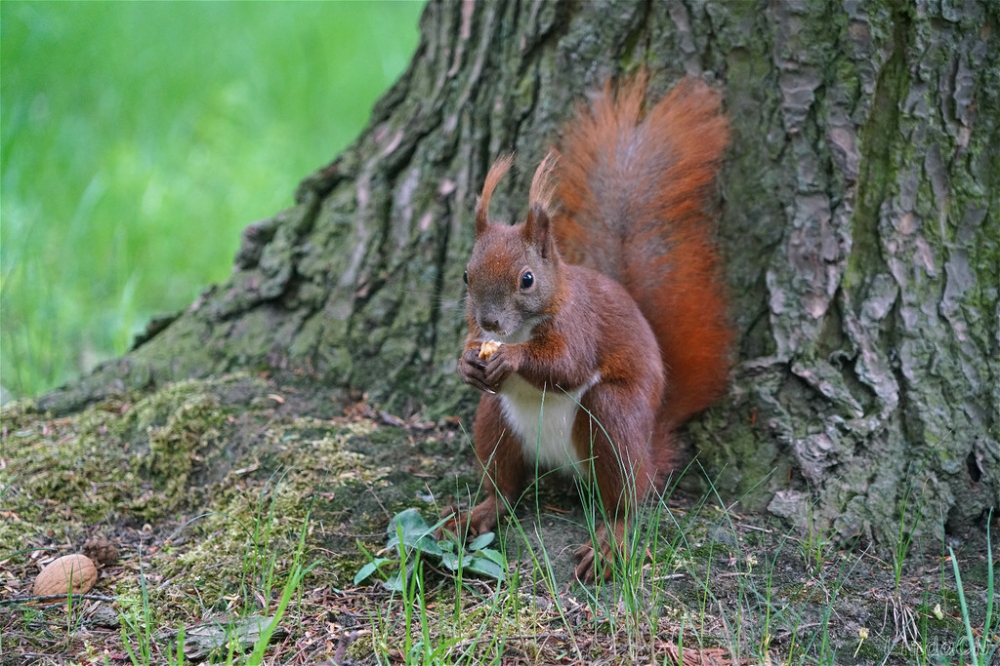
[[1, 374, 996, 665]]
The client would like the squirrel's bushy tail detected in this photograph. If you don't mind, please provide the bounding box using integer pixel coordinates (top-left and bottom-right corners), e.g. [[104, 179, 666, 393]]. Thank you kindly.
[[552, 73, 732, 431]]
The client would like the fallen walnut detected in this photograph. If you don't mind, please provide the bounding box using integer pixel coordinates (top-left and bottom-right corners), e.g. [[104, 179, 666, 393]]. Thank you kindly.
[[478, 340, 502, 360], [33, 554, 98, 598]]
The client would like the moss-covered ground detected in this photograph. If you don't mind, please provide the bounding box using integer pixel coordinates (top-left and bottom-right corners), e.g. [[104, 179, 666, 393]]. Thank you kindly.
[[1, 375, 996, 664]]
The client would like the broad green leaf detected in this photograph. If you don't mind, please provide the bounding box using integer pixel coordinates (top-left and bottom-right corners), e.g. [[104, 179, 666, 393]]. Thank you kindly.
[[352, 557, 391, 585], [478, 549, 506, 566], [468, 532, 495, 551], [440, 552, 459, 571], [466, 557, 505, 581]]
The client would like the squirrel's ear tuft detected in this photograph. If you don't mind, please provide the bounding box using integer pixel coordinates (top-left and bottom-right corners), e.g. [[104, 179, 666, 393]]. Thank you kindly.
[[475, 154, 514, 236], [523, 152, 558, 259], [529, 151, 558, 212]]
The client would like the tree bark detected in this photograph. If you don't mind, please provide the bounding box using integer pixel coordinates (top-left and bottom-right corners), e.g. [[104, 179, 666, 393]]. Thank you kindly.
[[37, 0, 999, 549]]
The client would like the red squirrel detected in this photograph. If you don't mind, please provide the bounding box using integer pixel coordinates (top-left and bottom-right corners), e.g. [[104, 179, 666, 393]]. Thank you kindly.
[[450, 73, 731, 581]]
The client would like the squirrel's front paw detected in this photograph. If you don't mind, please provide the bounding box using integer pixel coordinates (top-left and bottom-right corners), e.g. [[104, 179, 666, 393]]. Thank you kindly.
[[458, 349, 492, 393], [483, 344, 519, 389]]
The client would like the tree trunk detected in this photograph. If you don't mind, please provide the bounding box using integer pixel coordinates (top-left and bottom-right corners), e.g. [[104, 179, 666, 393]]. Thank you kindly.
[[37, 0, 999, 550]]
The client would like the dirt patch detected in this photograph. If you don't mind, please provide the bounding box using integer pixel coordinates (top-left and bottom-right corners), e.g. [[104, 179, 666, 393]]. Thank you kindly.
[[1, 375, 996, 664]]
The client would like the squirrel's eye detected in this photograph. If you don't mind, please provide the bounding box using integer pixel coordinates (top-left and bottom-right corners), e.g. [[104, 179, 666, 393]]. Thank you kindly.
[[520, 271, 534, 290], [463, 270, 468, 285]]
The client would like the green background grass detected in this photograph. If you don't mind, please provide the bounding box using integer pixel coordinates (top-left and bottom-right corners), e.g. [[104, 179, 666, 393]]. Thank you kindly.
[[1, 1, 424, 399]]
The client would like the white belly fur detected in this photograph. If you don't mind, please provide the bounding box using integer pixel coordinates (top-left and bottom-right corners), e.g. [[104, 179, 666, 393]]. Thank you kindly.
[[498, 373, 599, 476]]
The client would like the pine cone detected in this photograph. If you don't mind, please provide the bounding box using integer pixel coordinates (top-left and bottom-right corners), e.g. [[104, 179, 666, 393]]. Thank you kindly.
[[82, 534, 119, 566]]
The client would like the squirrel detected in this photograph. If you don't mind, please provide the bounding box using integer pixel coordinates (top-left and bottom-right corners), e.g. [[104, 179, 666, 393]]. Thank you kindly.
[[448, 73, 732, 582]]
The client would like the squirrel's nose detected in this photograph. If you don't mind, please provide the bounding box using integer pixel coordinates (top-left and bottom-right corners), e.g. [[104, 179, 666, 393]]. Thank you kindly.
[[479, 316, 501, 333]]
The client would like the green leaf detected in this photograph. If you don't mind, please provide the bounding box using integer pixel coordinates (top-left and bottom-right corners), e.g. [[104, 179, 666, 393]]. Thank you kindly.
[[468, 532, 495, 551], [388, 508, 430, 537], [440, 552, 459, 571], [415, 535, 443, 556], [478, 548, 506, 566], [466, 557, 505, 581], [384, 570, 405, 592], [387, 508, 443, 556], [366, 508, 507, 588], [353, 558, 391, 585]]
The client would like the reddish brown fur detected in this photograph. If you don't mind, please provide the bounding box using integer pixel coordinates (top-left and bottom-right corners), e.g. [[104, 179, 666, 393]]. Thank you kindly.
[[448, 73, 731, 581], [553, 74, 732, 434], [459, 252, 665, 580]]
